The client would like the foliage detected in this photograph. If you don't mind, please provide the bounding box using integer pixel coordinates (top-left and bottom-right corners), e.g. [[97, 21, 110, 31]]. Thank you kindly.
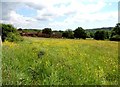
[[1, 23, 23, 42], [90, 32, 94, 38], [62, 29, 74, 39], [42, 28, 52, 35], [110, 23, 120, 41], [18, 28, 22, 31], [42, 28, 52, 38], [94, 31, 106, 40], [1, 23, 16, 41], [2, 37, 118, 85], [110, 35, 120, 41], [74, 27, 86, 39], [111, 23, 120, 35], [105, 31, 109, 39], [6, 32, 23, 42]]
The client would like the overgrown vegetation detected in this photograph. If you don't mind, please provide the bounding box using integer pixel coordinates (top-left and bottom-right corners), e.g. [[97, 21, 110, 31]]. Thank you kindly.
[[2, 37, 118, 85], [1, 23, 23, 42], [1, 22, 119, 85]]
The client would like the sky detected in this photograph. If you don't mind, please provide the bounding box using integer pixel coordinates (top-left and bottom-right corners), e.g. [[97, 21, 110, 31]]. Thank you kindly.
[[0, 0, 119, 30]]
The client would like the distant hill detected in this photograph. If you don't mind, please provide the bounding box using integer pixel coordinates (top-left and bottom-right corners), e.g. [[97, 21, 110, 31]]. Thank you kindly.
[[86, 27, 113, 33]]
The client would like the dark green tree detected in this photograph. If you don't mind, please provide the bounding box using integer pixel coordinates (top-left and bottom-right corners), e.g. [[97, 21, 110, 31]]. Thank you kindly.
[[42, 28, 52, 38], [1, 23, 23, 42], [62, 32, 67, 38], [105, 31, 109, 39], [42, 28, 52, 35], [74, 27, 86, 39], [62, 29, 74, 39], [94, 31, 106, 40], [112, 23, 120, 35], [90, 32, 94, 38], [18, 28, 22, 31], [1, 24, 15, 41], [110, 23, 120, 41]]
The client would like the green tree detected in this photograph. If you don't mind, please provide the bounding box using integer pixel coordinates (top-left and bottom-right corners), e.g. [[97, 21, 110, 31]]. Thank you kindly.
[[90, 32, 94, 38], [42, 28, 52, 35], [62, 29, 74, 39], [42, 28, 52, 38], [111, 23, 120, 35], [105, 31, 109, 39], [74, 27, 86, 39], [110, 23, 120, 41], [94, 31, 106, 40], [1, 23, 23, 42]]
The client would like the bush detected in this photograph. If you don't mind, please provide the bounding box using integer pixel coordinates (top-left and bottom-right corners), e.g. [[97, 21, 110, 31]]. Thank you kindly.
[[1, 23, 23, 42], [110, 35, 120, 41], [6, 32, 23, 42]]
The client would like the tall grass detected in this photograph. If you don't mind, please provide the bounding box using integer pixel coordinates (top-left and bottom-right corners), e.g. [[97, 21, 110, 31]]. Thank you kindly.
[[2, 37, 119, 85]]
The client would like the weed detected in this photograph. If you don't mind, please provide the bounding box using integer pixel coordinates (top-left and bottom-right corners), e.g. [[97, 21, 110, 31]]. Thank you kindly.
[[38, 51, 45, 58]]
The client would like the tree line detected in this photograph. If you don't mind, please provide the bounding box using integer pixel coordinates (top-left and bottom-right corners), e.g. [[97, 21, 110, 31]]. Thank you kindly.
[[1, 23, 120, 42]]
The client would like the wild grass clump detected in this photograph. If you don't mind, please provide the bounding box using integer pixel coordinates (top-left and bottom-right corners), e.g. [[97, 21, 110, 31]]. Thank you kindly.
[[38, 51, 45, 58]]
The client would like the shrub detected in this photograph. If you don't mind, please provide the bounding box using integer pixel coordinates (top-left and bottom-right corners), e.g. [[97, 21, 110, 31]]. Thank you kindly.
[[110, 35, 120, 41], [1, 23, 23, 42], [6, 32, 23, 42]]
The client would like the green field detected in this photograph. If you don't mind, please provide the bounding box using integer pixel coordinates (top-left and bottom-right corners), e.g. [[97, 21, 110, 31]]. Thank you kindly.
[[2, 37, 119, 85]]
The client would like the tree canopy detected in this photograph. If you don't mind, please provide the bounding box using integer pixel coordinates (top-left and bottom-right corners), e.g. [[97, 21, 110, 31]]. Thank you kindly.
[[110, 23, 120, 41], [74, 27, 86, 39], [62, 29, 74, 39], [94, 31, 106, 40], [1, 23, 23, 42], [42, 28, 52, 35]]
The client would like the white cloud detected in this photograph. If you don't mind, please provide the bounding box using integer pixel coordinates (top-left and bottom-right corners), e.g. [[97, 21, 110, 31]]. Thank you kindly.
[[0, 2, 21, 20], [33, 0, 107, 22], [1, 11, 37, 28], [0, 0, 118, 30], [1, 0, 119, 3], [49, 11, 117, 29]]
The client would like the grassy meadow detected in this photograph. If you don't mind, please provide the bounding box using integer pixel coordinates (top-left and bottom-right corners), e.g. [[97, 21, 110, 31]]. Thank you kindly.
[[2, 37, 119, 85]]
